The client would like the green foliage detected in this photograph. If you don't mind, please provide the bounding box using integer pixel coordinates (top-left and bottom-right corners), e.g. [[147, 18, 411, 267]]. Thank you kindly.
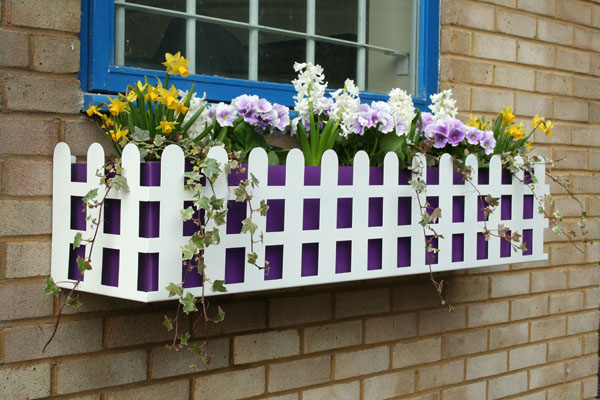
[[212, 280, 227, 293], [44, 277, 60, 296]]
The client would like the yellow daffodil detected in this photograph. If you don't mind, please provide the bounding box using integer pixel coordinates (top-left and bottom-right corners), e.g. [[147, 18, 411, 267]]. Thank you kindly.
[[467, 114, 487, 130], [508, 122, 525, 140], [126, 90, 137, 102], [543, 120, 554, 136], [525, 142, 532, 150], [532, 114, 545, 129], [158, 85, 180, 110], [157, 120, 178, 134], [86, 104, 102, 117], [500, 106, 515, 124], [109, 124, 129, 141], [162, 52, 190, 77], [136, 81, 147, 92], [108, 97, 128, 116], [100, 114, 113, 129], [178, 103, 189, 114]]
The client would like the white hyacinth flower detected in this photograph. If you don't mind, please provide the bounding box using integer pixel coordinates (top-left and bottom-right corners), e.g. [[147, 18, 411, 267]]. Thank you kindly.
[[429, 89, 458, 120]]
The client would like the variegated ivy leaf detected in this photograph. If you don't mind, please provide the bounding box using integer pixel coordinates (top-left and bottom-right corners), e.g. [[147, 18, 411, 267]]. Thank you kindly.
[[241, 218, 258, 235], [111, 175, 129, 192], [234, 185, 246, 202], [180, 332, 190, 347], [66, 298, 82, 308], [249, 172, 259, 187], [76, 256, 91, 275], [166, 282, 184, 298], [196, 196, 211, 211], [132, 127, 151, 141], [182, 243, 197, 260], [259, 199, 269, 216], [247, 252, 258, 265], [430, 208, 442, 223], [204, 158, 221, 179], [153, 135, 165, 147], [180, 292, 198, 314], [163, 315, 174, 331], [215, 306, 225, 323], [73, 232, 82, 249], [82, 188, 98, 204], [485, 195, 499, 208], [212, 280, 227, 293], [181, 206, 194, 222], [44, 277, 60, 296]]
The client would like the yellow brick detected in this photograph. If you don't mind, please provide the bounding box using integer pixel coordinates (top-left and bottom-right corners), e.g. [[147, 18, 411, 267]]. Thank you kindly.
[[566, 355, 599, 381], [574, 76, 600, 100], [488, 371, 528, 399], [494, 65, 535, 91], [584, 376, 599, 398], [195, 367, 265, 400], [557, 48, 590, 74], [549, 292, 584, 314], [535, 71, 572, 96], [392, 337, 441, 368], [471, 88, 513, 114], [419, 306, 466, 335], [553, 149, 588, 171], [547, 382, 581, 400], [363, 370, 416, 400], [443, 382, 486, 400], [468, 301, 510, 327], [442, 0, 495, 31], [445, 276, 489, 303], [532, 269, 567, 292], [365, 312, 417, 344], [511, 295, 548, 320], [515, 92, 553, 118], [440, 57, 494, 85], [335, 288, 389, 318], [334, 346, 389, 379], [557, 0, 592, 25], [509, 343, 546, 370], [151, 338, 229, 379], [444, 329, 487, 358], [537, 19, 573, 46], [491, 272, 530, 298], [517, 0, 555, 16], [0, 364, 51, 399], [568, 311, 600, 335], [466, 351, 508, 379], [575, 27, 600, 53], [268, 356, 330, 392], [269, 294, 331, 327], [418, 360, 464, 390], [304, 320, 362, 353], [532, 316, 567, 341], [517, 41, 555, 67], [107, 381, 189, 400], [473, 33, 517, 61], [303, 382, 359, 400], [441, 28, 472, 55], [548, 337, 583, 362], [233, 329, 299, 364], [490, 322, 528, 349], [498, 10, 536, 38], [529, 363, 565, 389]]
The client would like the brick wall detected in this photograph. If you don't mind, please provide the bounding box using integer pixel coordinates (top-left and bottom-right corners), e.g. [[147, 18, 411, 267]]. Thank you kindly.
[[0, 0, 598, 399]]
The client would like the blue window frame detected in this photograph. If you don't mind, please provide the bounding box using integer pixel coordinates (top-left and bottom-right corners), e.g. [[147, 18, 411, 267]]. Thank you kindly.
[[80, 0, 439, 109]]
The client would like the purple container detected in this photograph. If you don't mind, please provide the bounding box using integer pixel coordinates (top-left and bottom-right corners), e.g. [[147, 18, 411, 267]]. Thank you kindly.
[[268, 165, 286, 186], [368, 197, 383, 227], [337, 198, 353, 229], [522, 229, 533, 255], [338, 166, 353, 185], [453, 170, 465, 185], [425, 236, 438, 265], [426, 168, 439, 185], [500, 231, 512, 258], [139, 202, 160, 238], [368, 239, 383, 270], [138, 253, 158, 292], [104, 199, 121, 234], [501, 195, 512, 220], [398, 197, 411, 225], [478, 168, 490, 185], [140, 162, 161, 186], [524, 171, 533, 185], [397, 237, 411, 267], [183, 201, 204, 236], [369, 167, 383, 185], [304, 166, 320, 186], [501, 169, 512, 184], [70, 196, 86, 231], [226, 201, 247, 234], [301, 243, 319, 276], [101, 247, 119, 287], [335, 241, 352, 273], [182, 260, 203, 288], [225, 247, 245, 284], [398, 169, 411, 185], [426, 196, 439, 224], [68, 245, 86, 281], [452, 196, 465, 223], [303, 199, 320, 230], [477, 233, 488, 260], [452, 234, 464, 262], [266, 199, 285, 232], [71, 162, 87, 182], [265, 245, 283, 280], [228, 166, 248, 186], [477, 196, 489, 222], [523, 195, 534, 219]]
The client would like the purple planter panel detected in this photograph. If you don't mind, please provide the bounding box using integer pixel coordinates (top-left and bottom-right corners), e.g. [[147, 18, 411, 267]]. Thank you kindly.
[[338, 166, 353, 185], [104, 199, 121, 234], [139, 201, 160, 238], [225, 247, 245, 284], [138, 253, 159, 292], [226, 201, 247, 234], [71, 163, 87, 182], [478, 168, 490, 185], [70, 196, 86, 231], [501, 195, 512, 221], [452, 234, 464, 262], [500, 231, 512, 258], [268, 165, 285, 186], [397, 237, 411, 267], [477, 196, 489, 222], [523, 195, 534, 219], [426, 168, 439, 185], [68, 245, 86, 281], [477, 233, 488, 260], [369, 167, 383, 185], [425, 236, 439, 265], [303, 199, 320, 230], [398, 169, 411, 185], [453, 196, 465, 223], [304, 166, 320, 186], [183, 259, 203, 288], [101, 247, 119, 287], [183, 201, 204, 236], [398, 197, 411, 225], [368, 197, 383, 227], [265, 245, 283, 280], [140, 162, 161, 186], [301, 243, 319, 276], [523, 229, 533, 256], [266, 199, 285, 232], [228, 166, 248, 186], [426, 197, 439, 224], [368, 239, 383, 270], [335, 241, 352, 273], [337, 198, 353, 229], [453, 170, 465, 185], [502, 169, 512, 184]]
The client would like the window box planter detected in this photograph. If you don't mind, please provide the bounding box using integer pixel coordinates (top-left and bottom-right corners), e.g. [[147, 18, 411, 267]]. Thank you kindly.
[[52, 143, 549, 302]]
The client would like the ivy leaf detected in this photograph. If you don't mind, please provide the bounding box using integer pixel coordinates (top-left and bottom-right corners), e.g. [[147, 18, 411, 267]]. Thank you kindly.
[[66, 297, 82, 308], [76, 256, 91, 275], [430, 208, 442, 223], [249, 172, 259, 187], [204, 158, 221, 179], [209, 196, 225, 210], [258, 199, 269, 217], [166, 283, 184, 298], [190, 344, 204, 355], [210, 228, 221, 245], [203, 353, 213, 365], [485, 194, 499, 208], [181, 206, 194, 222], [153, 135, 165, 147], [44, 277, 60, 296], [234, 185, 246, 202], [247, 252, 258, 265], [180, 292, 198, 314], [212, 280, 227, 293], [132, 127, 151, 141], [82, 188, 98, 204], [163, 315, 174, 331], [111, 175, 129, 192], [72, 232, 82, 249], [196, 196, 211, 211], [241, 218, 258, 235], [215, 306, 225, 323], [214, 210, 227, 226], [180, 332, 190, 347], [182, 243, 198, 261], [497, 224, 509, 238]]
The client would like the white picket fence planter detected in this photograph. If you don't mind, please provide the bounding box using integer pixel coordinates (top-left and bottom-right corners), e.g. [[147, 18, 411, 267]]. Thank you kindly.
[[51, 143, 549, 302]]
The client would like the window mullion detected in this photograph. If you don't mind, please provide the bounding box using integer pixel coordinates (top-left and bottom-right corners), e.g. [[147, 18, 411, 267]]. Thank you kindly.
[[186, 0, 196, 74], [306, 0, 315, 64], [114, 1, 125, 66], [357, 0, 366, 89], [249, 0, 259, 81], [409, 0, 419, 95]]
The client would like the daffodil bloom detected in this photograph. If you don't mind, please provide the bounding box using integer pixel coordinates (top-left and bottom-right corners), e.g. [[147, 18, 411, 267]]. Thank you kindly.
[[136, 81, 147, 92], [100, 115, 113, 129], [157, 120, 178, 134], [178, 103, 189, 114], [525, 142, 532, 150], [532, 114, 545, 129], [86, 105, 102, 117], [108, 97, 128, 116], [467, 114, 487, 130], [162, 52, 190, 77], [543, 120, 554, 136], [126, 90, 137, 102], [109, 125, 129, 141], [158, 85, 179, 109], [508, 122, 525, 140], [500, 106, 515, 124]]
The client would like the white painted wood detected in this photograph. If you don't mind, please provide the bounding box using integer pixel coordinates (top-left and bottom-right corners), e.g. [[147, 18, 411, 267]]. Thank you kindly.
[[51, 144, 550, 302]]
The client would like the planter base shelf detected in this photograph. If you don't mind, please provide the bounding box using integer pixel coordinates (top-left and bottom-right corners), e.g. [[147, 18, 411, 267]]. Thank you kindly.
[[51, 143, 549, 302]]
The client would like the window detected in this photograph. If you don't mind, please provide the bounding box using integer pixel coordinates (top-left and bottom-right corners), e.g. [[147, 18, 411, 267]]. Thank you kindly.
[[80, 0, 439, 108]]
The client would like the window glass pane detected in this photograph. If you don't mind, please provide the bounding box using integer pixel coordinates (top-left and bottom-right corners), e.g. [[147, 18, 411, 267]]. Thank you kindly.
[[196, 0, 249, 23], [259, 0, 305, 32], [195, 24, 249, 79], [315, 42, 356, 89], [316, 0, 357, 41], [366, 0, 412, 92], [127, 0, 185, 11], [259, 32, 305, 83]]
